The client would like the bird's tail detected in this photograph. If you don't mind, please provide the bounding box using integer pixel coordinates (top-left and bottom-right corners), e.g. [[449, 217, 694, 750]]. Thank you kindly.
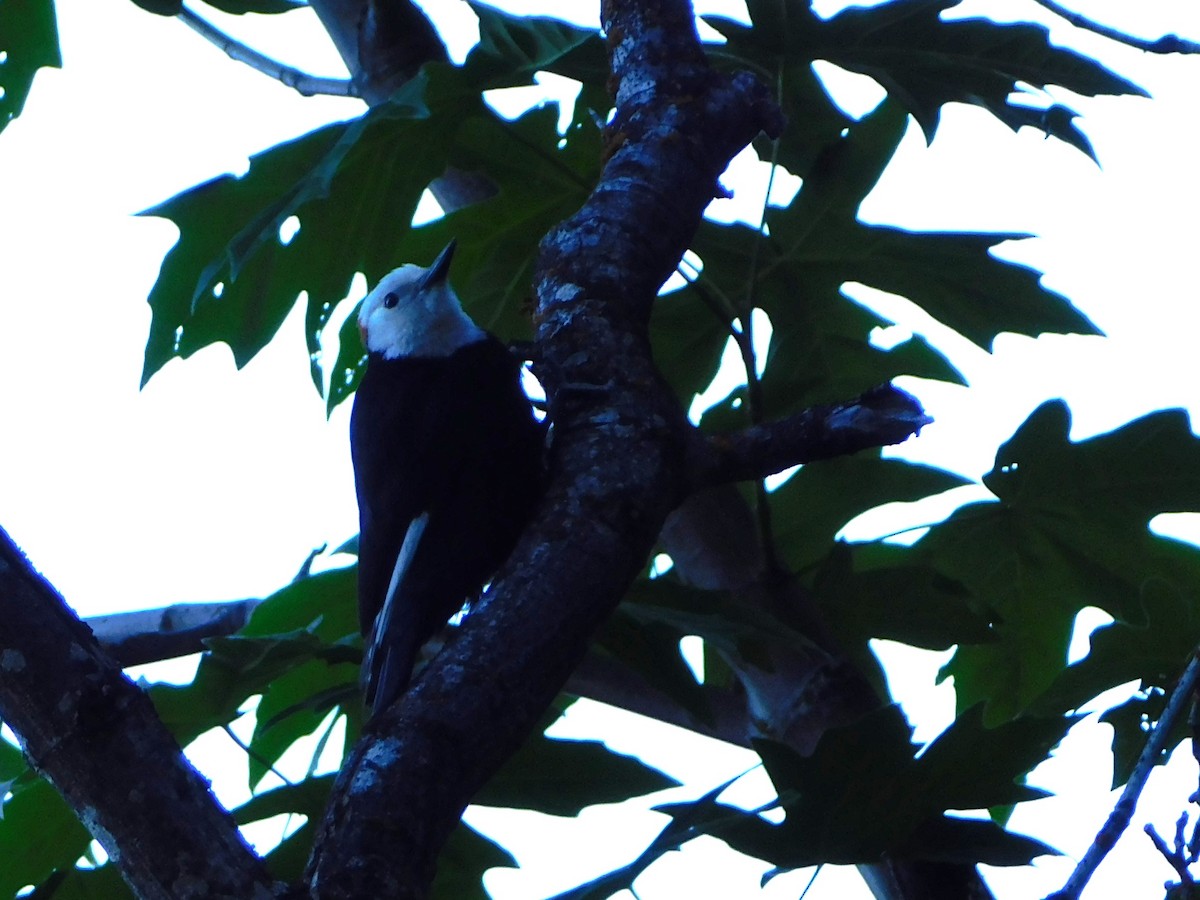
[[362, 512, 429, 718]]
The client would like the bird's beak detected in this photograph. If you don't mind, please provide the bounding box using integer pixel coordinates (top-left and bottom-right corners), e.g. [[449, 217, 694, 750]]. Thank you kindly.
[[418, 240, 456, 291]]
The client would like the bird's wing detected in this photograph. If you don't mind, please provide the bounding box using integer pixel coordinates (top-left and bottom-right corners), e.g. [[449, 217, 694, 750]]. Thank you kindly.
[[351, 341, 544, 716], [351, 358, 465, 713], [350, 361, 443, 636]]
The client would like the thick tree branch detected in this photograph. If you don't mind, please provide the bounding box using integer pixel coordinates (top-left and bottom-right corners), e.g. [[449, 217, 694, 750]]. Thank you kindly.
[[308, 0, 446, 105], [0, 526, 277, 900], [178, 6, 358, 97], [304, 1, 781, 896], [695, 383, 932, 486]]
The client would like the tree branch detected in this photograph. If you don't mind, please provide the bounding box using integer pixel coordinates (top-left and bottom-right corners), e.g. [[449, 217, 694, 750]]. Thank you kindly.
[[694, 383, 932, 486], [1031, 0, 1200, 54], [0, 526, 277, 900], [177, 5, 359, 98], [81, 596, 756, 743], [88, 599, 259, 667], [1047, 650, 1200, 900], [303, 0, 494, 210], [303, 0, 782, 895], [307, 0, 446, 105]]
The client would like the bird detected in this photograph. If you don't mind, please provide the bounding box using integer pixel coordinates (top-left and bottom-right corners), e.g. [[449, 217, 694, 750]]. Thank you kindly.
[[350, 240, 545, 717]]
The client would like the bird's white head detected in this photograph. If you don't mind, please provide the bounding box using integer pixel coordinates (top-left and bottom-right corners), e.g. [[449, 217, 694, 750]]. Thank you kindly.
[[357, 241, 485, 360]]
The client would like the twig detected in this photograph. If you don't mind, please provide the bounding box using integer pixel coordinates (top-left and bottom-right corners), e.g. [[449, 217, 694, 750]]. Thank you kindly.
[[1031, 0, 1200, 54], [1047, 649, 1200, 899], [293, 543, 328, 583], [1144, 812, 1197, 889], [177, 5, 360, 98], [221, 723, 295, 790]]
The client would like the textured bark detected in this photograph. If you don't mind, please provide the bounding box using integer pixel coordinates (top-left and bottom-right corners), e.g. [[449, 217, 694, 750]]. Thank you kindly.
[[3, 4, 984, 899], [0, 527, 278, 900], [89, 600, 259, 668], [696, 383, 931, 486], [304, 1, 782, 896]]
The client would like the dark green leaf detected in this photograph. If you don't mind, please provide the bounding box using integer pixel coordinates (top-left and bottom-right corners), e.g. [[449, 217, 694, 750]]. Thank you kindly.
[[243, 565, 358, 642], [206, 630, 357, 674], [823, 227, 1098, 350], [704, 11, 853, 178], [922, 403, 1200, 721], [915, 705, 1068, 811], [142, 63, 598, 413], [1100, 691, 1168, 789], [140, 68, 456, 388], [0, 0, 61, 135], [770, 453, 969, 572], [623, 576, 819, 660], [993, 103, 1096, 160], [649, 290, 731, 407], [262, 825, 316, 882], [24, 864, 133, 900], [1037, 574, 1200, 719], [747, 98, 1098, 354], [228, 776, 331, 880], [551, 774, 746, 900], [0, 737, 23, 781], [478, 732, 677, 817], [710, 0, 1144, 156], [750, 707, 925, 863], [832, 0, 1143, 142], [250, 660, 353, 787], [812, 543, 994, 652], [140, 117, 350, 385], [897, 815, 1058, 866], [0, 779, 90, 897], [432, 822, 517, 900], [326, 303, 368, 414], [691, 221, 965, 423], [464, 3, 607, 88], [789, 95, 910, 227], [591, 607, 712, 725], [150, 651, 269, 746], [200, 0, 301, 13], [982, 404, 1200, 524], [128, 0, 182, 15], [233, 774, 333, 825], [150, 565, 359, 748], [723, 705, 1064, 865], [442, 102, 599, 334], [690, 98, 1087, 420]]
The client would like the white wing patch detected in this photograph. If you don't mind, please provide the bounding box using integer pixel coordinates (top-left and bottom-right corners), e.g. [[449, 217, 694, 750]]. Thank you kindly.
[[384, 511, 429, 616], [363, 511, 430, 712]]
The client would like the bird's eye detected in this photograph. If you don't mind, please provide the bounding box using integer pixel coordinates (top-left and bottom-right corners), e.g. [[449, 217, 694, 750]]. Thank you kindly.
[[382, 292, 399, 309]]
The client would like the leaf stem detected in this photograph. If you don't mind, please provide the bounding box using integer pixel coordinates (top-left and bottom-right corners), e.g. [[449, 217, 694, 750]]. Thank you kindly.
[[1031, 0, 1200, 54], [740, 116, 783, 573]]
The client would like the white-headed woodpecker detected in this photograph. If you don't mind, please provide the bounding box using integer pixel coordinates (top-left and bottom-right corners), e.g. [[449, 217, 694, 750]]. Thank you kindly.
[[351, 241, 544, 716]]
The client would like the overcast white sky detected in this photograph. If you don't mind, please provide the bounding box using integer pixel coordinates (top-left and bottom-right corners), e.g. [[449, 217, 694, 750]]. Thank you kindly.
[[2, 1, 1200, 898]]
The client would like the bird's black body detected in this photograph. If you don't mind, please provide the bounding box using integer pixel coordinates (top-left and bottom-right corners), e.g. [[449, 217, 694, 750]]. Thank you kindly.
[[351, 267, 544, 716]]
